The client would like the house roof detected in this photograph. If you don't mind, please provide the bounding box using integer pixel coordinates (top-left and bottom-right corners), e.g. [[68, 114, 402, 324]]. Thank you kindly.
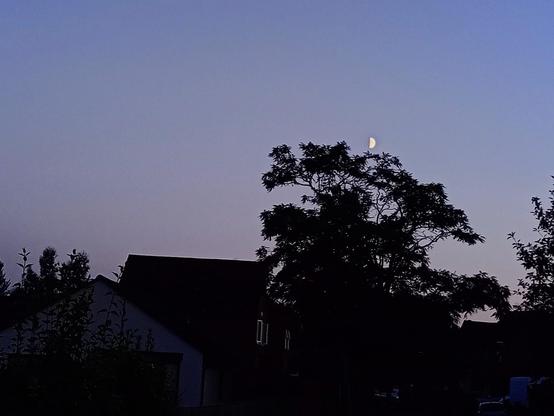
[[460, 314, 554, 345], [460, 320, 498, 331], [119, 254, 267, 366], [460, 320, 500, 342], [121, 254, 264, 287], [0, 275, 207, 353], [119, 255, 265, 311], [0, 275, 116, 332]]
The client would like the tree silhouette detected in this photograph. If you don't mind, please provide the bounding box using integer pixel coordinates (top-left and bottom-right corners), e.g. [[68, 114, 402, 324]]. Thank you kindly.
[[59, 249, 90, 292], [39, 246, 59, 295], [510, 181, 554, 313], [259, 142, 510, 324], [8, 247, 91, 317], [0, 261, 10, 296], [12, 248, 61, 299], [258, 142, 511, 413], [14, 248, 42, 297]]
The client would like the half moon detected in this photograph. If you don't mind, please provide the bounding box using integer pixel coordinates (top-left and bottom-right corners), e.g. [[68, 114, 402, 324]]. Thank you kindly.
[[368, 137, 377, 150]]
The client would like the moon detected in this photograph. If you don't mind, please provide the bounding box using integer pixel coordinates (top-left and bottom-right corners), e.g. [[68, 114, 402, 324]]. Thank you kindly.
[[368, 137, 377, 150]]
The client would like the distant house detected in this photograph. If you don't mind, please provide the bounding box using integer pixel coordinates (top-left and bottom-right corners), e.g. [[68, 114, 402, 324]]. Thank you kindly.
[[0, 254, 298, 408], [459, 313, 554, 398], [459, 320, 505, 396]]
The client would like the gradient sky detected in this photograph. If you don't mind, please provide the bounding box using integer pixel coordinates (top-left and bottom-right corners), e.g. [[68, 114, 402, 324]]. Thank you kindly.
[[2, 1, 554, 317]]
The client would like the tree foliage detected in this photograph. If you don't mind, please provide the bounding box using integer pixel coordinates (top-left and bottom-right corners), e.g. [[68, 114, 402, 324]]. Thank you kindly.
[[39, 246, 59, 294], [14, 248, 42, 297], [258, 142, 510, 324], [59, 249, 90, 292], [9, 247, 90, 300], [0, 261, 9, 296], [510, 182, 554, 313]]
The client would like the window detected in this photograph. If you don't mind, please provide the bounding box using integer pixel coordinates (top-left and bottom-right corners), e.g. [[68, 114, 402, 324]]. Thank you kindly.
[[256, 320, 263, 344], [256, 319, 269, 346], [284, 329, 291, 351]]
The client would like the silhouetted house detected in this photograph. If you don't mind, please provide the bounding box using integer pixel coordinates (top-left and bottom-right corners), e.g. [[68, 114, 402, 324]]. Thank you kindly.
[[459, 314, 554, 398], [119, 254, 299, 404], [459, 320, 505, 396], [498, 312, 554, 377]]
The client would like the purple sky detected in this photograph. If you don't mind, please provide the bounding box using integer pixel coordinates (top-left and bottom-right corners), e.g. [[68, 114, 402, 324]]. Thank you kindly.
[[2, 1, 554, 317]]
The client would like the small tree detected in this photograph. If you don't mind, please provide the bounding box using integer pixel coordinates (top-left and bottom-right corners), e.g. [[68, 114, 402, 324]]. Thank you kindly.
[[13, 248, 42, 297], [510, 181, 554, 313], [39, 247, 59, 295], [0, 261, 10, 296], [11, 247, 88, 299], [59, 249, 90, 293]]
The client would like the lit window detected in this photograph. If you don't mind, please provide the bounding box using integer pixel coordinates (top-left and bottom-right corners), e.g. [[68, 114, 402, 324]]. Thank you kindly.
[[284, 329, 291, 351]]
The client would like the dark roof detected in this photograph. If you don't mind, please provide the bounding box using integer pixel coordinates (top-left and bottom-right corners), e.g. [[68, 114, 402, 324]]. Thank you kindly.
[[120, 255, 265, 308], [461, 320, 498, 331], [460, 320, 500, 342], [119, 254, 267, 366], [121, 254, 264, 286], [461, 313, 554, 345], [498, 311, 554, 341], [0, 275, 208, 354], [94, 274, 119, 289]]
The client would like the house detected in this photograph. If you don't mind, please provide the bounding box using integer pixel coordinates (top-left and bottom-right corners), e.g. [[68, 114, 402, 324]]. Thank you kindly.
[[0, 254, 298, 408], [459, 313, 554, 398], [458, 320, 505, 397], [119, 254, 299, 403], [0, 275, 203, 406]]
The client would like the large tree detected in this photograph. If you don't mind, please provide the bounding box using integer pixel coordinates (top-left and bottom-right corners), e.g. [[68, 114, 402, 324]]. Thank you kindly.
[[510, 182, 554, 313], [258, 142, 510, 326], [258, 142, 511, 413]]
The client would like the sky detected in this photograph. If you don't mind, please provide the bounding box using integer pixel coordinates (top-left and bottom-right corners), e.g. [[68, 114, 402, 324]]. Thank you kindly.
[[1, 1, 554, 317]]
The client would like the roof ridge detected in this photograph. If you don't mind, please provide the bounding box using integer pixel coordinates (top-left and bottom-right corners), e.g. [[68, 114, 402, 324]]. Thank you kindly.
[[127, 253, 259, 263]]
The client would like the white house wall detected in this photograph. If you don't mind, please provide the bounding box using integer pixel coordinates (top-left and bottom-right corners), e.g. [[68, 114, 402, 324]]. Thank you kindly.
[[0, 280, 204, 407]]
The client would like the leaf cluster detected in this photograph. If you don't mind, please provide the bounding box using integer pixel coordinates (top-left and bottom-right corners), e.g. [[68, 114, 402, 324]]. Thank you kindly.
[[510, 182, 554, 313]]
